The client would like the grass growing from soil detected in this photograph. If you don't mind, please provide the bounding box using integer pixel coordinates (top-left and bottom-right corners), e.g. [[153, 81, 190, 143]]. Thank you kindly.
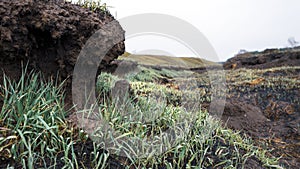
[[0, 66, 283, 168], [0, 69, 82, 168], [75, 0, 110, 12]]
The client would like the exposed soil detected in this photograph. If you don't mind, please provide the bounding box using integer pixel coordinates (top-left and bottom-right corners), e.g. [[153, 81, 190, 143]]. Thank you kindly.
[[224, 47, 300, 70], [221, 79, 300, 168], [0, 0, 125, 84]]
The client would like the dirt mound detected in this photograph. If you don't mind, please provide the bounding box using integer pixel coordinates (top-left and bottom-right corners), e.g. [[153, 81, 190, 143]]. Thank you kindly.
[[224, 47, 300, 69], [0, 0, 125, 83], [222, 99, 269, 133], [222, 96, 300, 168]]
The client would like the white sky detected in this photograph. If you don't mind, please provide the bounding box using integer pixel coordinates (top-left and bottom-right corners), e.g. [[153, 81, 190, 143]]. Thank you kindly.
[[73, 0, 300, 61]]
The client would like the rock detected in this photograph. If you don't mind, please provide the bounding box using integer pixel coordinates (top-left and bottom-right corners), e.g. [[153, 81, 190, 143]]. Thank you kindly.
[[111, 79, 135, 108], [108, 60, 139, 78], [111, 79, 131, 100]]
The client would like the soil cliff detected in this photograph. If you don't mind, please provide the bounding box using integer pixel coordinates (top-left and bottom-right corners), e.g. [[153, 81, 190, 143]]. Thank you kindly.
[[0, 0, 125, 82]]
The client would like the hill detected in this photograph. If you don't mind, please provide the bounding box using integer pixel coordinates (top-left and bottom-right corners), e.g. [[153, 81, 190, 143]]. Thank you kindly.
[[119, 52, 220, 69], [224, 47, 300, 69]]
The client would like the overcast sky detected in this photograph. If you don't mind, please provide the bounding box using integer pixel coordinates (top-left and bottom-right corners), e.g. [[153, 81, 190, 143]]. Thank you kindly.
[[73, 0, 300, 61]]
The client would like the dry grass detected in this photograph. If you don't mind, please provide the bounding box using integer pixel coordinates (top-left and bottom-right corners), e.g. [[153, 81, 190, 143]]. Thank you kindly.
[[119, 53, 220, 69]]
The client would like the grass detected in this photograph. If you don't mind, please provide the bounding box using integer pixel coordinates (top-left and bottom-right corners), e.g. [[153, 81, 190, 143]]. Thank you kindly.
[[0, 66, 283, 168], [96, 72, 119, 95], [0, 69, 99, 168], [75, 0, 110, 12], [126, 66, 194, 82], [0, 69, 70, 168], [225, 66, 300, 111], [90, 70, 281, 168]]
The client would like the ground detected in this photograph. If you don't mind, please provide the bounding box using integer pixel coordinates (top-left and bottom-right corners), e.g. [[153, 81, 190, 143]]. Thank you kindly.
[[0, 1, 299, 168]]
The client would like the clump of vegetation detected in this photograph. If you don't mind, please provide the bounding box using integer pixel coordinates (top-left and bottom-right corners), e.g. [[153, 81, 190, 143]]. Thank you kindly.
[[96, 72, 119, 95], [76, 0, 110, 12], [126, 67, 161, 82], [0, 69, 73, 168], [126, 66, 193, 82], [0, 69, 108, 168]]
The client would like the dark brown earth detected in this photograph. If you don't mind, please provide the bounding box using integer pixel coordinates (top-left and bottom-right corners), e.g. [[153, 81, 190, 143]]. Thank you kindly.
[[224, 47, 300, 70], [222, 49, 300, 168], [221, 75, 300, 168], [222, 99, 300, 168], [0, 0, 125, 84]]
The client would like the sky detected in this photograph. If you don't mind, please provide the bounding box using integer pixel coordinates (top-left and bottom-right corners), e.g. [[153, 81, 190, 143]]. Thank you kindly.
[[73, 0, 300, 62]]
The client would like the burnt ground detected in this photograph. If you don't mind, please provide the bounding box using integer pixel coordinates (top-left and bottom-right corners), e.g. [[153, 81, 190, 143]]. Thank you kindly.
[[221, 67, 300, 168], [223, 47, 300, 70], [222, 49, 300, 168]]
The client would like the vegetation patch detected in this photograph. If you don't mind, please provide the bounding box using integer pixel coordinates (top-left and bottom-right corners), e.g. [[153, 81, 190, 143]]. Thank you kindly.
[[0, 66, 282, 168]]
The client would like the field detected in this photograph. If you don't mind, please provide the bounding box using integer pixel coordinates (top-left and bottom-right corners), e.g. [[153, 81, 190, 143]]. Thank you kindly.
[[1, 55, 299, 168]]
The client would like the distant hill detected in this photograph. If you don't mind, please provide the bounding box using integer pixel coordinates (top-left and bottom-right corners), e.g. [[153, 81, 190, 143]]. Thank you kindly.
[[224, 47, 300, 69], [119, 52, 220, 69]]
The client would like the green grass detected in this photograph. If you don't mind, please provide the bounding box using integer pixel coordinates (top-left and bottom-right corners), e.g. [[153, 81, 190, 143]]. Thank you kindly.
[[126, 65, 194, 82], [75, 0, 110, 12], [91, 70, 282, 168], [0, 69, 99, 168], [0, 67, 283, 168], [0, 69, 69, 168], [96, 72, 119, 95]]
